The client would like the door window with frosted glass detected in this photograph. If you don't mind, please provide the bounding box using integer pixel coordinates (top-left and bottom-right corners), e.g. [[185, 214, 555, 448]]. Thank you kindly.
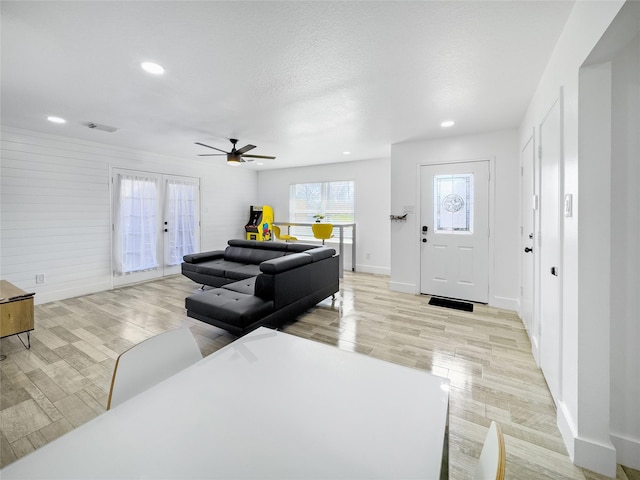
[[433, 173, 474, 233]]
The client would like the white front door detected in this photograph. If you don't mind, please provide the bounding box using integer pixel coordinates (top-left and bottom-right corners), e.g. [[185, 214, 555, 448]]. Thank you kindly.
[[420, 161, 490, 303], [112, 169, 200, 286], [539, 97, 563, 402]]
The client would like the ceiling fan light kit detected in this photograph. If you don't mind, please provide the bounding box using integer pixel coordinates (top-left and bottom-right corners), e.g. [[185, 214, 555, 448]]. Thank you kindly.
[[195, 138, 276, 165]]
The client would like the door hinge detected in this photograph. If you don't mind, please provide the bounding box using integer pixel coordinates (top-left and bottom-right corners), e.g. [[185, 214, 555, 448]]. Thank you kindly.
[[521, 166, 524, 176], [538, 145, 542, 159]]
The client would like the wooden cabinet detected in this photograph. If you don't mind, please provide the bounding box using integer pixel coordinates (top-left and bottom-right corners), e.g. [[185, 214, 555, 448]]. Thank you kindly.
[[0, 281, 34, 342]]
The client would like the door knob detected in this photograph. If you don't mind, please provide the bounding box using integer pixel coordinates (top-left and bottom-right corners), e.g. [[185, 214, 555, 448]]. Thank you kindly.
[[524, 247, 533, 253]]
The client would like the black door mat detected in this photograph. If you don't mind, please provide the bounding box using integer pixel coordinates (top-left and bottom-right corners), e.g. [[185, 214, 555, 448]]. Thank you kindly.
[[428, 296, 474, 312]]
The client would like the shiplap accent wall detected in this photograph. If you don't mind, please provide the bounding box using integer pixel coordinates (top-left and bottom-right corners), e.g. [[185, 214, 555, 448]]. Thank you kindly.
[[1, 126, 257, 304]]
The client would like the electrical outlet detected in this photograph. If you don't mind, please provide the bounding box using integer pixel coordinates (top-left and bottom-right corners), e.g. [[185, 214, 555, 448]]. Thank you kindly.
[[36, 274, 45, 284]]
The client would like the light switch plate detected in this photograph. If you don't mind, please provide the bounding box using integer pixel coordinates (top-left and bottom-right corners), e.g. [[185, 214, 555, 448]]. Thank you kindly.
[[564, 194, 573, 217]]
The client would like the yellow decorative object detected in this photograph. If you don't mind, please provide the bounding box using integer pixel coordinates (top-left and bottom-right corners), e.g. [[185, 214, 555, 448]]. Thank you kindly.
[[244, 205, 274, 241]]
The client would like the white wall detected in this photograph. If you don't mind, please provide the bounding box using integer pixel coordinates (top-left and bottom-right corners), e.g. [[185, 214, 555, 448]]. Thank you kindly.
[[609, 30, 640, 469], [518, 0, 631, 475], [389, 129, 520, 310], [257, 158, 391, 275], [0, 126, 257, 304]]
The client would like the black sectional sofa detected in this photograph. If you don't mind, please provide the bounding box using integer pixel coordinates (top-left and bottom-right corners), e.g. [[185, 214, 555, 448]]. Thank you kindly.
[[182, 239, 339, 335]]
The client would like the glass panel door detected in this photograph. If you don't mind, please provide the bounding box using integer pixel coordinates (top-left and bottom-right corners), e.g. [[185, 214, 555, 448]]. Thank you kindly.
[[163, 175, 200, 276], [112, 169, 200, 286]]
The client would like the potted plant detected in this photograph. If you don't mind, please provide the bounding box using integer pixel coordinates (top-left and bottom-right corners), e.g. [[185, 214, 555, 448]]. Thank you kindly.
[[313, 214, 325, 223]]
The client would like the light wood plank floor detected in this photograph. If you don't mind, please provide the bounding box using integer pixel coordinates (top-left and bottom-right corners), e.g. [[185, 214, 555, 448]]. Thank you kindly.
[[0, 273, 638, 479]]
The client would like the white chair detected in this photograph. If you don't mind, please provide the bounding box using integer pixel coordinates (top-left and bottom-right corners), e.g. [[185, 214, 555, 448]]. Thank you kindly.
[[107, 327, 202, 410], [474, 421, 506, 480]]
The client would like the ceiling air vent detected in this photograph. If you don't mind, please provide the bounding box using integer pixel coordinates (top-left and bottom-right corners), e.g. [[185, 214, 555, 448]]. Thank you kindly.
[[82, 122, 118, 133]]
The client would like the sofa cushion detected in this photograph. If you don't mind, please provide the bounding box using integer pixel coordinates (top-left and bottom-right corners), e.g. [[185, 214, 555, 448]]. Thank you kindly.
[[223, 277, 257, 295], [305, 247, 336, 261], [194, 259, 246, 277], [224, 264, 262, 280], [285, 243, 317, 253], [224, 246, 286, 265], [228, 239, 289, 251], [183, 250, 225, 264], [185, 289, 274, 328], [259, 253, 312, 274]]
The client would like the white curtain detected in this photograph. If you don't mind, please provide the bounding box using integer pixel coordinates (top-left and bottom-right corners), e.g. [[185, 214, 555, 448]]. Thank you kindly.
[[165, 179, 199, 266], [114, 174, 159, 275]]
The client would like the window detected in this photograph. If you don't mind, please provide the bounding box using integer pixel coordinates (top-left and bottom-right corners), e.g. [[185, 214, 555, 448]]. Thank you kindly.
[[165, 179, 199, 266], [433, 173, 474, 233], [114, 174, 160, 274], [289, 180, 355, 238]]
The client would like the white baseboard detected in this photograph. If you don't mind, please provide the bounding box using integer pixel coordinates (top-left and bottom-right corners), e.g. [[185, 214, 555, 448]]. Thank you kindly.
[[355, 264, 391, 276], [611, 431, 640, 470], [558, 400, 577, 460], [34, 281, 113, 305], [574, 435, 617, 478], [558, 401, 617, 477], [489, 295, 519, 311], [388, 281, 417, 295]]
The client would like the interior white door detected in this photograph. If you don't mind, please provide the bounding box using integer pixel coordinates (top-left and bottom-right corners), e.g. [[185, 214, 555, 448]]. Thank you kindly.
[[521, 135, 536, 343], [113, 169, 200, 286], [539, 98, 563, 403], [420, 161, 490, 303]]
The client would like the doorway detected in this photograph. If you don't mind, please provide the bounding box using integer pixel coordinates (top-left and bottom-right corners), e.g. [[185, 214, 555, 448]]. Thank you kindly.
[[420, 161, 490, 303], [112, 169, 200, 287]]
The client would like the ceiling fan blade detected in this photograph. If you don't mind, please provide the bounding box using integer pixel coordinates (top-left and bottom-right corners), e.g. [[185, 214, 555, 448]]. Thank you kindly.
[[198, 154, 226, 156], [235, 144, 257, 155], [242, 154, 276, 159], [195, 142, 229, 154]]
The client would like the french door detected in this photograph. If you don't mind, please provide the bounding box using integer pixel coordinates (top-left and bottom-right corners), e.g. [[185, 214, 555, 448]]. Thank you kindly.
[[112, 169, 200, 287], [420, 161, 490, 303]]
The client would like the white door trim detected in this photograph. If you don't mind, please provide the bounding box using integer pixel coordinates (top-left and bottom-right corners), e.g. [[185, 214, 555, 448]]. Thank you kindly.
[[520, 129, 539, 362], [538, 89, 565, 403], [415, 157, 495, 303]]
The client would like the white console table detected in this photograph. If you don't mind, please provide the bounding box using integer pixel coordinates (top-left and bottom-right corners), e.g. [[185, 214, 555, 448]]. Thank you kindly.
[[1, 327, 450, 479], [273, 221, 356, 277]]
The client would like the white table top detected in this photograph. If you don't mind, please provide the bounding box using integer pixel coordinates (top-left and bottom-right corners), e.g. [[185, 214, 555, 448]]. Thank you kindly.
[[1, 328, 450, 479]]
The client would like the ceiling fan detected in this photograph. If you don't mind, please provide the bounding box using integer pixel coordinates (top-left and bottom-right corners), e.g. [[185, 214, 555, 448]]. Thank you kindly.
[[195, 138, 276, 165]]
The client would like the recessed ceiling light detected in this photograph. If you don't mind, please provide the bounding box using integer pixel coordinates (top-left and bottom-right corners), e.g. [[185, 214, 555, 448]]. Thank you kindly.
[[256, 162, 264, 166], [440, 120, 455, 128], [140, 62, 165, 75], [343, 151, 351, 155], [47, 116, 66, 124]]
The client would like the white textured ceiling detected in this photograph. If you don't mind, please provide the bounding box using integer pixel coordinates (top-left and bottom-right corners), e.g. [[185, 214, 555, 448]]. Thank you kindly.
[[1, 1, 574, 169]]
